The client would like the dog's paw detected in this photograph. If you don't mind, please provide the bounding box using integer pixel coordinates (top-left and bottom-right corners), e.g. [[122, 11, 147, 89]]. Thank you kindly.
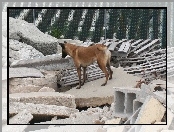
[[76, 86, 81, 89], [109, 77, 112, 80], [101, 83, 106, 86]]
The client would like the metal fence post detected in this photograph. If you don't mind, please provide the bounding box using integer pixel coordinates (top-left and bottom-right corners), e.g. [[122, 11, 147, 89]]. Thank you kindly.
[[104, 9, 106, 40]]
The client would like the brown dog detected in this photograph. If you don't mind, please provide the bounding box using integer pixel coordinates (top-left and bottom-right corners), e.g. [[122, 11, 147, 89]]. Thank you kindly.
[[59, 41, 113, 89]]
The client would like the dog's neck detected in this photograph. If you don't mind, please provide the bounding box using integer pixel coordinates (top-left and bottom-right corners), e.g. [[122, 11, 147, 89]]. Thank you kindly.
[[65, 43, 78, 58]]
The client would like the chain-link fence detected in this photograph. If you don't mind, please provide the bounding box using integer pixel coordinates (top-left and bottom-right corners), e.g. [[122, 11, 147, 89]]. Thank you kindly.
[[8, 8, 167, 48]]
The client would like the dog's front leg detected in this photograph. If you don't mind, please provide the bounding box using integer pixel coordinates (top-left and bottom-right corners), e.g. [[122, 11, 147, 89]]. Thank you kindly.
[[81, 67, 86, 86], [76, 67, 81, 89]]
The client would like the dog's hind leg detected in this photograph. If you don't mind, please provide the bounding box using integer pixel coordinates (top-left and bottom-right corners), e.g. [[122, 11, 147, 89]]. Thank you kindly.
[[107, 61, 113, 80], [97, 60, 109, 86], [76, 67, 82, 89], [81, 67, 87, 86]]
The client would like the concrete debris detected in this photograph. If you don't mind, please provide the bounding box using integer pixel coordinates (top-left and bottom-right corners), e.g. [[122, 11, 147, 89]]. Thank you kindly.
[[105, 118, 122, 124], [135, 96, 166, 124], [9, 109, 33, 124], [114, 87, 140, 119], [9, 102, 78, 118], [9, 39, 44, 63], [9, 92, 76, 108], [9, 67, 44, 78], [9, 17, 59, 55], [9, 70, 61, 93], [38, 87, 55, 92], [10, 54, 74, 71]]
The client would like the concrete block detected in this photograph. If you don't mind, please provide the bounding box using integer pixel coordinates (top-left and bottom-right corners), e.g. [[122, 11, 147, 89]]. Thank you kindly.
[[9, 92, 76, 108], [124, 108, 141, 124], [9, 67, 44, 78], [114, 87, 140, 118], [9, 102, 78, 118], [135, 96, 166, 124], [38, 87, 55, 92], [10, 55, 74, 71], [9, 70, 61, 93], [133, 99, 143, 113], [9, 109, 33, 124]]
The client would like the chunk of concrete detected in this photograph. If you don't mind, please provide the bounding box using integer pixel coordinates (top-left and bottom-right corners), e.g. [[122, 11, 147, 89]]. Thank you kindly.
[[9, 67, 44, 78], [9, 85, 42, 94], [9, 92, 76, 108], [10, 55, 74, 71], [114, 87, 140, 118], [135, 96, 166, 124], [37, 112, 100, 124], [9, 70, 61, 93], [38, 87, 55, 92], [9, 102, 78, 118], [9, 109, 33, 124], [9, 17, 59, 55]]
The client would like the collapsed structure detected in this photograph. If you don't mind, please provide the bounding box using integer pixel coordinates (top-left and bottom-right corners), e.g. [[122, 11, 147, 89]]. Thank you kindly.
[[3, 14, 171, 132]]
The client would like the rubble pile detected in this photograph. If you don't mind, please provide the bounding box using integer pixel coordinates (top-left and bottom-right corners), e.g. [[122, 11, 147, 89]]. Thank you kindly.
[[2, 13, 171, 132]]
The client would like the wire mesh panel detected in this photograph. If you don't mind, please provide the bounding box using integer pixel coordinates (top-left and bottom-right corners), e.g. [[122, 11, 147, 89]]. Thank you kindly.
[[8, 8, 167, 48]]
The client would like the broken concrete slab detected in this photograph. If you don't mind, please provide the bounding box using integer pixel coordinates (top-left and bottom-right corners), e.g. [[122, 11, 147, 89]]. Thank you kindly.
[[113, 87, 140, 119], [10, 54, 74, 71], [38, 87, 55, 92], [64, 67, 141, 108], [9, 85, 42, 94], [9, 92, 76, 108], [9, 67, 44, 78], [9, 109, 33, 124], [9, 17, 60, 55], [9, 39, 44, 62], [9, 70, 61, 93], [135, 96, 166, 124], [9, 102, 78, 118]]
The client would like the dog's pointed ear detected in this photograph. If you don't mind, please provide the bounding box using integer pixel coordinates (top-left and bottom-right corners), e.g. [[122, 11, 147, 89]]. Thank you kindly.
[[59, 43, 65, 49]]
